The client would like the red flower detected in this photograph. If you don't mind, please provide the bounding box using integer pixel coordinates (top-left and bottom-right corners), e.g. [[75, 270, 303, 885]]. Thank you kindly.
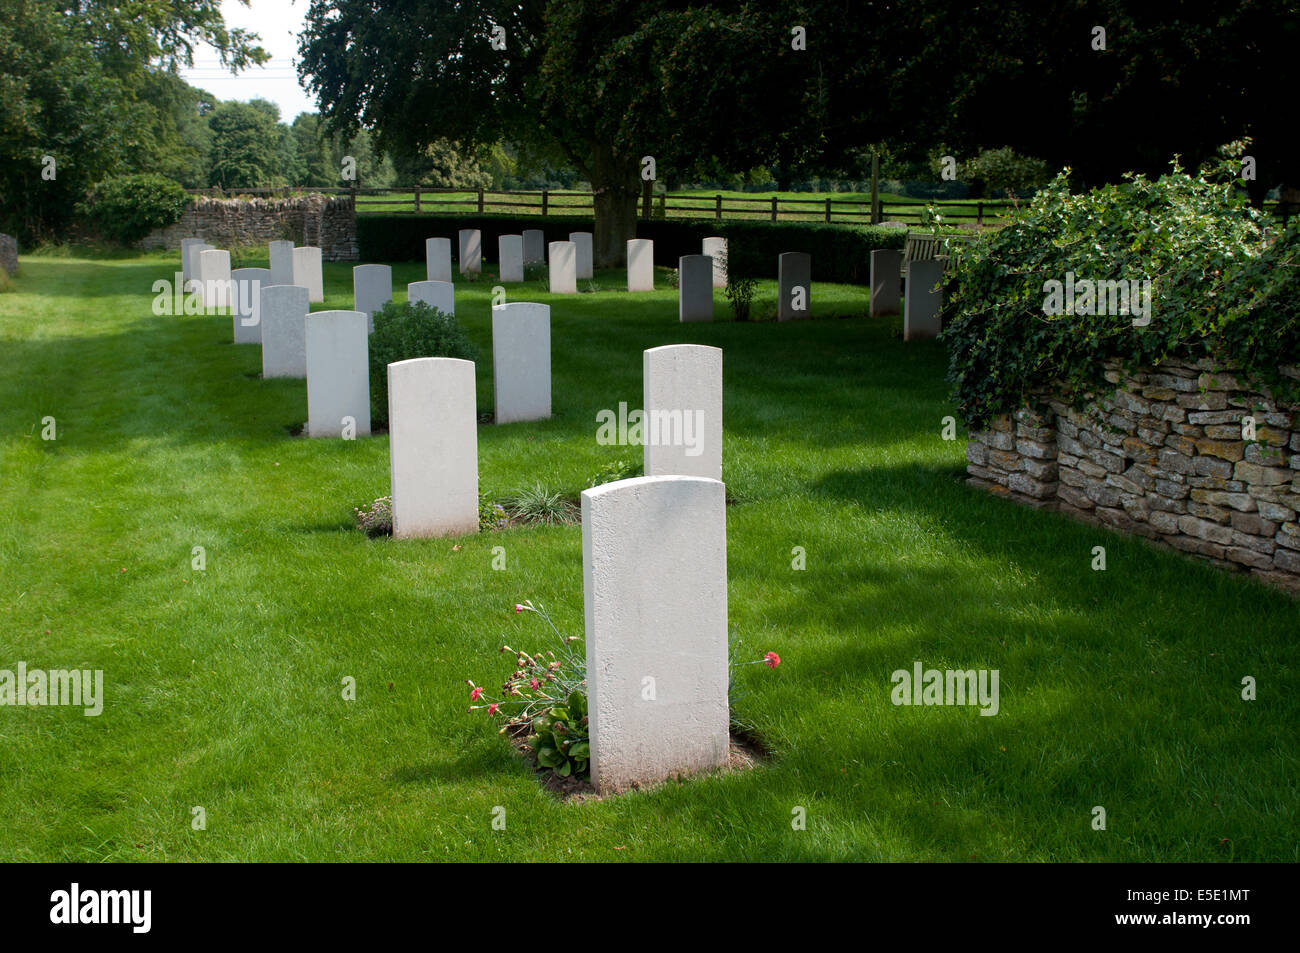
[[529, 677, 540, 690], [514, 604, 524, 613], [487, 703, 500, 716], [764, 652, 781, 669], [470, 686, 484, 701]]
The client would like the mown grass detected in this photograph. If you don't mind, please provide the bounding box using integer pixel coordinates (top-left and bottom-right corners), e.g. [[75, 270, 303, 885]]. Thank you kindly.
[[0, 248, 1296, 862]]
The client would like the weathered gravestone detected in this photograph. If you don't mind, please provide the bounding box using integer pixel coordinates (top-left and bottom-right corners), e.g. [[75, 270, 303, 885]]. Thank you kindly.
[[570, 231, 593, 280], [305, 310, 370, 438], [491, 302, 550, 424], [903, 260, 943, 341], [459, 229, 481, 275], [548, 241, 577, 294], [643, 344, 722, 481], [179, 238, 205, 282], [0, 233, 15, 276], [353, 264, 392, 333], [701, 236, 727, 289], [627, 239, 654, 292], [292, 246, 324, 303], [231, 267, 271, 343], [269, 240, 295, 287], [678, 255, 714, 323], [870, 249, 902, 317], [522, 229, 546, 265], [407, 280, 455, 316], [426, 237, 452, 283], [498, 235, 524, 283], [198, 249, 231, 311], [387, 357, 479, 539], [582, 475, 729, 794], [260, 284, 309, 379], [777, 252, 811, 321]]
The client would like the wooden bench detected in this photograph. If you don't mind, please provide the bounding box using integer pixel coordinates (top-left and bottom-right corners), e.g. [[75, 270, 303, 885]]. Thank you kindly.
[[902, 232, 976, 277]]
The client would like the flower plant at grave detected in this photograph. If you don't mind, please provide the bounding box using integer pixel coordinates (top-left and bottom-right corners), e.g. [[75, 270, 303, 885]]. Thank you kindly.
[[466, 601, 782, 783]]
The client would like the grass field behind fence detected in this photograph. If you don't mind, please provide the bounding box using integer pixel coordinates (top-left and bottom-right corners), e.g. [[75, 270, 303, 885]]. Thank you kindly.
[[0, 249, 1296, 861]]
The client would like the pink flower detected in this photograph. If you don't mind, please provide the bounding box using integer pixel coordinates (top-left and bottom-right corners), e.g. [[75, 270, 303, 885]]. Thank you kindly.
[[764, 652, 781, 669], [487, 703, 500, 716], [514, 604, 524, 613], [529, 677, 540, 690], [470, 686, 484, 701]]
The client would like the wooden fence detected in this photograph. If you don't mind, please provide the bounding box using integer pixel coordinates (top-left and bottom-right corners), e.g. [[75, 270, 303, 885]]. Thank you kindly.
[[183, 186, 1300, 230]]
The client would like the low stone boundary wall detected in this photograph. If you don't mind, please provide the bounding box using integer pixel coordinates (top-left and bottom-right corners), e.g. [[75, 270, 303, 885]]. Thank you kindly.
[[139, 192, 358, 261], [966, 359, 1300, 592]]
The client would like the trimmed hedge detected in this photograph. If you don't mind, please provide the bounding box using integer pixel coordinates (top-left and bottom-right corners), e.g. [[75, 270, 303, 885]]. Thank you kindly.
[[356, 214, 905, 285]]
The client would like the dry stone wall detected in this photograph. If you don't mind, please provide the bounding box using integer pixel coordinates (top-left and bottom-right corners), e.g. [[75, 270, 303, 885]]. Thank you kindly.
[[138, 193, 358, 261], [966, 358, 1300, 592]]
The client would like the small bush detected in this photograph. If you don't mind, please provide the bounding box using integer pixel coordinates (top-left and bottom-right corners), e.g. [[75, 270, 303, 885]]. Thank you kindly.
[[369, 300, 479, 428], [479, 493, 509, 531], [354, 496, 393, 537], [586, 458, 643, 488], [506, 484, 578, 525], [77, 174, 189, 244]]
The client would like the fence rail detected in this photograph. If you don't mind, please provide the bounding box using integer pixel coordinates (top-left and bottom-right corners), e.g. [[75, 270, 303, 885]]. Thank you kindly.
[[183, 186, 1300, 230]]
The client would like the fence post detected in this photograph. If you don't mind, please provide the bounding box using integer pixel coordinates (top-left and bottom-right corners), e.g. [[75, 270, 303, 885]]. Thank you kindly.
[[542, 188, 549, 216], [771, 197, 778, 222], [825, 198, 832, 223], [715, 194, 722, 220], [642, 180, 652, 220], [414, 186, 421, 214], [871, 153, 880, 225], [477, 188, 484, 214], [658, 193, 665, 219], [977, 201, 983, 226]]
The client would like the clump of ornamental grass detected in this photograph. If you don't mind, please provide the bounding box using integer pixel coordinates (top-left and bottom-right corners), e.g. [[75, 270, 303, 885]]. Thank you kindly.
[[506, 483, 578, 525]]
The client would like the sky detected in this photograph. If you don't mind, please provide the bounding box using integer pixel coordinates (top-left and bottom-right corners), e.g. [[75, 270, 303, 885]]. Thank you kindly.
[[179, 0, 317, 123]]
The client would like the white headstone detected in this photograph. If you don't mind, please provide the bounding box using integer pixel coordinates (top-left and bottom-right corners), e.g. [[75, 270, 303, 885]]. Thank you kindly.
[[459, 229, 481, 275], [870, 249, 902, 316], [678, 255, 714, 323], [198, 249, 231, 311], [570, 231, 593, 280], [548, 241, 577, 294], [305, 310, 370, 438], [261, 284, 309, 378], [425, 237, 452, 283], [904, 260, 943, 341], [184, 241, 213, 294], [702, 236, 727, 288], [499, 235, 524, 283], [407, 280, 455, 316], [582, 475, 729, 794], [522, 229, 545, 264], [643, 344, 722, 481], [353, 263, 392, 333], [269, 240, 295, 287], [180, 239, 205, 282], [627, 238, 654, 292], [778, 252, 811, 321], [292, 246, 324, 303], [231, 267, 271, 344], [388, 357, 479, 539], [491, 302, 550, 424]]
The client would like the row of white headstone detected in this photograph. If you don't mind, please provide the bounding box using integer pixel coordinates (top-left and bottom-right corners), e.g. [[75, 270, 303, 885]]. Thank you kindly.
[[868, 249, 944, 340], [180, 236, 731, 795], [384, 342, 727, 795]]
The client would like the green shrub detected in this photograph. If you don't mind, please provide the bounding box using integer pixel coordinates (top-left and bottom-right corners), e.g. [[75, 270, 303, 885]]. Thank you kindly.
[[77, 174, 189, 244], [942, 152, 1300, 432], [506, 484, 578, 525], [368, 300, 479, 428], [585, 458, 642, 488]]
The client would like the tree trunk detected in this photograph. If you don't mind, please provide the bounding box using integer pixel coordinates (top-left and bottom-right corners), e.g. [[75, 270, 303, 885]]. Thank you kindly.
[[591, 143, 640, 269]]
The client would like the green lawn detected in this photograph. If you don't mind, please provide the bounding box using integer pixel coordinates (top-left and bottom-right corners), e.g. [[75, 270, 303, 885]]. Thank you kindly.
[[0, 250, 1296, 862]]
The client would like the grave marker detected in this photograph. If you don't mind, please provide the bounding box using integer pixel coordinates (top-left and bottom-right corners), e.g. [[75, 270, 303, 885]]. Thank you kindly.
[[426, 237, 452, 283], [292, 246, 324, 303], [261, 284, 309, 378], [582, 475, 729, 794], [548, 241, 577, 294], [269, 240, 295, 287], [388, 357, 479, 539], [231, 267, 271, 343], [678, 255, 714, 323], [643, 344, 722, 481], [459, 229, 482, 275], [778, 252, 811, 321], [407, 280, 455, 316], [198, 249, 231, 311], [570, 231, 593, 280], [903, 260, 943, 341], [870, 249, 902, 316], [499, 235, 524, 283], [491, 302, 550, 424], [523, 229, 545, 264], [627, 238, 654, 292], [353, 263, 392, 333], [701, 236, 727, 288], [305, 310, 370, 438]]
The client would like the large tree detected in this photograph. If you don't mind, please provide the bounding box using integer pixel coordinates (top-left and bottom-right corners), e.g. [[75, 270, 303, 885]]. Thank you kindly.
[[298, 0, 827, 265]]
